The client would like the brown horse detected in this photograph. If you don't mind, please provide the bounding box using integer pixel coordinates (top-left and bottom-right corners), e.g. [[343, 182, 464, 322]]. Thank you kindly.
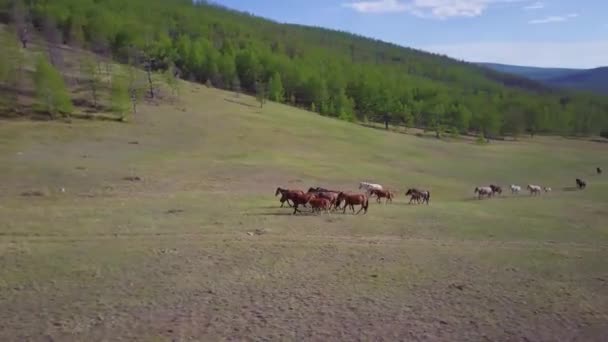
[[337, 192, 369, 215], [369, 189, 394, 204], [275, 187, 304, 208], [308, 197, 331, 214], [405, 188, 430, 205], [308, 188, 341, 210], [290, 192, 317, 215]]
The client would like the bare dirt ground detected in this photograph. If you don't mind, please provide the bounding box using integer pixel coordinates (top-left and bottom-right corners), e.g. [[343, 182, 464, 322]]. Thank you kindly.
[[1, 86, 607, 341]]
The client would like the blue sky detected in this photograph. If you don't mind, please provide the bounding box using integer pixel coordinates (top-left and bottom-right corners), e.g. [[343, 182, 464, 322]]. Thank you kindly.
[[210, 0, 608, 68]]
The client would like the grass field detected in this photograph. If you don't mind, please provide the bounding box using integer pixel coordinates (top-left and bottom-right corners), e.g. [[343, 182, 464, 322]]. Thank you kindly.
[[1, 83, 608, 341]]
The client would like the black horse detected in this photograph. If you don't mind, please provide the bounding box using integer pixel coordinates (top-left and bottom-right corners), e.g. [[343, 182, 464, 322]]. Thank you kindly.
[[576, 178, 587, 190]]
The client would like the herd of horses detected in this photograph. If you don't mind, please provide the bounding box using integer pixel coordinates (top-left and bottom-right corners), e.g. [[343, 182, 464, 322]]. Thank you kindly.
[[275, 174, 596, 214], [474, 178, 588, 199], [274, 182, 429, 215]]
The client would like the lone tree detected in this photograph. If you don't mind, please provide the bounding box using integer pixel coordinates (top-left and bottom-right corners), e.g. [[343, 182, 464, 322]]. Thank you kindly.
[[81, 56, 102, 108], [34, 55, 73, 119], [164, 62, 180, 99], [268, 72, 284, 103], [111, 70, 130, 121], [232, 75, 241, 97], [255, 81, 266, 108]]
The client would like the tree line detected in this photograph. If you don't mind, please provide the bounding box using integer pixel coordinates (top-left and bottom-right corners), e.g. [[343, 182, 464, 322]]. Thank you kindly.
[[1, 0, 607, 137]]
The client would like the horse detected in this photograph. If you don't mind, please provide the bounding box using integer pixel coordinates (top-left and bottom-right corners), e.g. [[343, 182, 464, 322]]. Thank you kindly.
[[308, 197, 331, 215], [543, 187, 552, 193], [275, 187, 304, 207], [576, 178, 586, 190], [358, 182, 383, 195], [337, 192, 369, 215], [474, 186, 493, 199], [598, 167, 603, 175], [308, 187, 340, 194], [308, 188, 339, 209], [527, 185, 542, 196], [510, 185, 522, 194], [369, 189, 394, 204], [290, 192, 317, 215], [405, 188, 430, 205], [489, 184, 502, 195]]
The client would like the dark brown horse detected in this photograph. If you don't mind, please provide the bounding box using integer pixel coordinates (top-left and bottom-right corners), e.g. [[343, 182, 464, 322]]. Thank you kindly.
[[336, 192, 369, 214], [290, 192, 317, 215], [369, 189, 394, 204], [489, 184, 502, 195], [405, 188, 430, 205], [275, 187, 304, 208]]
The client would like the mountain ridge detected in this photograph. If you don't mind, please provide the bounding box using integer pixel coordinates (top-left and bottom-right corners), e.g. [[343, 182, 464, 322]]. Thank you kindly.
[[477, 63, 608, 94]]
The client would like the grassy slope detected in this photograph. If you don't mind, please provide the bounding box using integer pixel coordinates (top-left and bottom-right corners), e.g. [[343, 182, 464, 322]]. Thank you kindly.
[[1, 83, 608, 340]]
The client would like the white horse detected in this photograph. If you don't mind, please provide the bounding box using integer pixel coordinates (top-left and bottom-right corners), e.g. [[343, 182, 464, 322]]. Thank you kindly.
[[527, 184, 542, 196], [474, 186, 493, 199], [510, 185, 521, 194], [359, 182, 383, 194]]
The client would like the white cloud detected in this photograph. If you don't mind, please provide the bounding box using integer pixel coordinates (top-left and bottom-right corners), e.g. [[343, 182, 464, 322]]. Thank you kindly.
[[419, 41, 608, 68], [523, 1, 544, 10], [529, 13, 578, 24], [343, 0, 530, 19], [341, 0, 408, 13]]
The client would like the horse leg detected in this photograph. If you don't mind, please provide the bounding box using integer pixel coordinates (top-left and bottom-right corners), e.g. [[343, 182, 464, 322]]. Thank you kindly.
[[356, 206, 364, 215]]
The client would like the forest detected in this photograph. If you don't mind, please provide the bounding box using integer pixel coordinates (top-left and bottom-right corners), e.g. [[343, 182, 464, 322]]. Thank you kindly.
[[1, 0, 608, 138]]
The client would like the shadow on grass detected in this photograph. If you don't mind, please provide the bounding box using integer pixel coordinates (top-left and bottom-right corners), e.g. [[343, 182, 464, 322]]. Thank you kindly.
[[224, 97, 259, 109], [562, 187, 581, 192]]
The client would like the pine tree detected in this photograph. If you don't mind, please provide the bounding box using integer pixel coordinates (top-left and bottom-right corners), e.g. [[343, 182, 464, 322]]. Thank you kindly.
[[268, 72, 285, 103], [34, 55, 73, 119]]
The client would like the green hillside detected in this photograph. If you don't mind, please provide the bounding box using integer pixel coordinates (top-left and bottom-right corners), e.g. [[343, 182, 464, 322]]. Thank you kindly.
[[1, 0, 607, 137], [2, 76, 608, 340]]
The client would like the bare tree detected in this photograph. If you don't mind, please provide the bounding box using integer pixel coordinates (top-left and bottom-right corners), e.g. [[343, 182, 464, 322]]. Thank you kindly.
[[10, 0, 30, 49], [43, 17, 64, 70]]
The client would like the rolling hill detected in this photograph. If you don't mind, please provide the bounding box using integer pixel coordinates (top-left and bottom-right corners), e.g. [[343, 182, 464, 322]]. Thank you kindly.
[[478, 63, 608, 94], [1, 0, 607, 137]]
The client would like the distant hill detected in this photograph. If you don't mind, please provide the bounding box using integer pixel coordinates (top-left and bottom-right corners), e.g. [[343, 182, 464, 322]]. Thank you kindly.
[[547, 67, 608, 94], [478, 63, 608, 94]]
